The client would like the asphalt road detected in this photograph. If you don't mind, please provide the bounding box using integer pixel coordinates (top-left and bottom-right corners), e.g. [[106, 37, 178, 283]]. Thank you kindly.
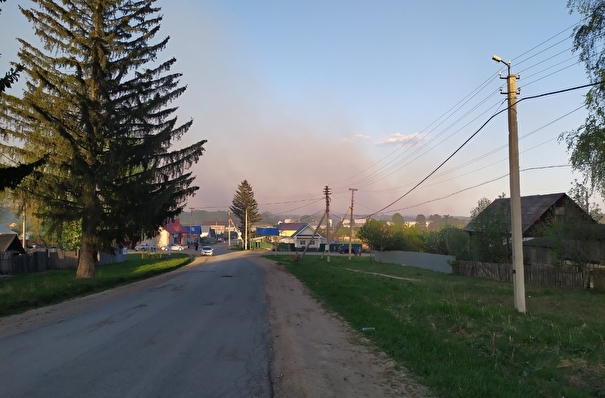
[[0, 249, 272, 398]]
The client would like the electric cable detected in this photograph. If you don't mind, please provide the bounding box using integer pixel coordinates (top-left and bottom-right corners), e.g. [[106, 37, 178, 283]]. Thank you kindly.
[[366, 81, 601, 217]]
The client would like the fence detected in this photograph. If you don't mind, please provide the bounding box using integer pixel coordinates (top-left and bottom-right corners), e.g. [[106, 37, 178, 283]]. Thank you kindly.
[[0, 249, 127, 274], [374, 251, 454, 274], [451, 261, 605, 289]]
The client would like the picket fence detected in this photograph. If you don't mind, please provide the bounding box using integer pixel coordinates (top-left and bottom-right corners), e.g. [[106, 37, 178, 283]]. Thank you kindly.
[[452, 261, 605, 290]]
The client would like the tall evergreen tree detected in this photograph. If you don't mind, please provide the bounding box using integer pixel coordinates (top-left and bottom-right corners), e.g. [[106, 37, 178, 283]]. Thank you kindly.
[[0, 0, 21, 94], [229, 180, 261, 249], [0, 0, 46, 191], [0, 0, 206, 278]]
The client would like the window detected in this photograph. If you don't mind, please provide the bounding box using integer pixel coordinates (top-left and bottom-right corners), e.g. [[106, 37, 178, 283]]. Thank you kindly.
[[299, 240, 306, 246]]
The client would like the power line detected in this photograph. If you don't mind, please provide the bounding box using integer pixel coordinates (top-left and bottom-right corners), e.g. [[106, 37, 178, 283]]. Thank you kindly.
[[367, 81, 600, 217]]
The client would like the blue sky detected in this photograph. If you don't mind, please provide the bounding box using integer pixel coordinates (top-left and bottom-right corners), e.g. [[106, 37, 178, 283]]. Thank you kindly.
[[0, 0, 598, 219]]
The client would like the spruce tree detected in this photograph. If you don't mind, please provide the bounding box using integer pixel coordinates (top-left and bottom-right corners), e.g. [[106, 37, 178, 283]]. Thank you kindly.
[[230, 180, 262, 249], [0, 1, 20, 94], [0, 0, 46, 191], [0, 0, 206, 278]]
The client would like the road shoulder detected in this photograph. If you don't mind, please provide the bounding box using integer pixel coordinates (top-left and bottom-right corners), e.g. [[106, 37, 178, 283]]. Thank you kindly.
[[251, 254, 432, 398]]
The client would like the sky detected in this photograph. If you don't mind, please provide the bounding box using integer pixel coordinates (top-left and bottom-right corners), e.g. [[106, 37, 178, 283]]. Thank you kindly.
[[0, 0, 599, 220]]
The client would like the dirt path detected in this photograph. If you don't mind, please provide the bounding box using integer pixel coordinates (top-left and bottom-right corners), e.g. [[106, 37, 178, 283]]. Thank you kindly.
[[0, 253, 432, 397], [251, 254, 431, 397]]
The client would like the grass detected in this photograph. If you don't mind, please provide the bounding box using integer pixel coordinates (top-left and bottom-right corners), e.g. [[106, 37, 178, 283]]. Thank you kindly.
[[265, 254, 605, 398], [0, 253, 191, 317]]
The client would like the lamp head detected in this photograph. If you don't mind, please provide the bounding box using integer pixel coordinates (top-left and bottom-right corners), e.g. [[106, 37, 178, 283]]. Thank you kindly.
[[492, 55, 502, 63]]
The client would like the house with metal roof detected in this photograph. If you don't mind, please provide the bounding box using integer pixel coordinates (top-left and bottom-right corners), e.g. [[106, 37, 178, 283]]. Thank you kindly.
[[463, 192, 605, 265], [463, 192, 596, 237], [277, 223, 325, 250]]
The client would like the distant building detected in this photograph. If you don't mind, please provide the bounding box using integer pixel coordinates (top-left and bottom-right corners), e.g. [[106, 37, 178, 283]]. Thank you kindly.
[[277, 223, 325, 250]]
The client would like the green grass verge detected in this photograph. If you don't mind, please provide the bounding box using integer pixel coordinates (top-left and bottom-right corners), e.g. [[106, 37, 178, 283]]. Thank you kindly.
[[265, 254, 605, 398], [0, 253, 190, 317]]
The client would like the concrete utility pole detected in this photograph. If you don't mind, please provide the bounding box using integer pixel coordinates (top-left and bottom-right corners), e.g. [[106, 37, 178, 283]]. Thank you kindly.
[[493, 55, 526, 313], [324, 185, 331, 263], [348, 188, 357, 260]]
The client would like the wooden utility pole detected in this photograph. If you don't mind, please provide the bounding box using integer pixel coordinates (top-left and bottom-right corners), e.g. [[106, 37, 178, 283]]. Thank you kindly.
[[324, 185, 331, 263], [348, 188, 357, 260], [494, 55, 526, 313]]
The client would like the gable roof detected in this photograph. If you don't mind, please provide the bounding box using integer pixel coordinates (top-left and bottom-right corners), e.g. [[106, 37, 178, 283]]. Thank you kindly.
[[163, 220, 188, 234], [463, 193, 593, 235], [0, 226, 25, 254], [291, 224, 324, 239], [278, 223, 309, 233]]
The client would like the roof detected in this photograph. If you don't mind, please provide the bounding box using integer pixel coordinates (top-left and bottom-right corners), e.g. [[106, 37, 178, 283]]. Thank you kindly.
[[0, 225, 24, 253], [463, 193, 593, 235], [0, 224, 17, 235], [278, 223, 309, 232], [292, 224, 324, 239], [201, 221, 227, 227], [163, 221, 188, 234]]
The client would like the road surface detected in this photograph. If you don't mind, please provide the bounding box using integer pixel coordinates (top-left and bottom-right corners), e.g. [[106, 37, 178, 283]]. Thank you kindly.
[[0, 250, 272, 398], [0, 248, 431, 398]]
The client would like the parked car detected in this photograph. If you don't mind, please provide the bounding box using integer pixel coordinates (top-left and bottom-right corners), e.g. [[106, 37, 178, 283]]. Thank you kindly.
[[201, 246, 213, 256], [168, 244, 185, 251], [337, 245, 350, 254], [134, 242, 154, 251]]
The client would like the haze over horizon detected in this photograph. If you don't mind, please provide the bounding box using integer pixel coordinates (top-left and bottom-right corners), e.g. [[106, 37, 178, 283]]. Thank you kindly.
[[0, 1, 600, 221]]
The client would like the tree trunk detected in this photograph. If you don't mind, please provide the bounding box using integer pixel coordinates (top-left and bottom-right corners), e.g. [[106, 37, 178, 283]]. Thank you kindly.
[[76, 221, 96, 279]]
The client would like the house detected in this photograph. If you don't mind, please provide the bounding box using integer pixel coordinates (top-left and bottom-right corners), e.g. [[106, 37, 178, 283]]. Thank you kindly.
[[201, 221, 228, 240], [158, 218, 188, 247], [278, 223, 325, 250], [463, 192, 595, 238], [278, 222, 309, 238], [0, 224, 25, 254], [463, 192, 605, 265]]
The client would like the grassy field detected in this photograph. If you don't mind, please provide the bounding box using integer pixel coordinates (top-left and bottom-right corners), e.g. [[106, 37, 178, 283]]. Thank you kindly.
[[0, 253, 191, 317], [265, 253, 605, 398]]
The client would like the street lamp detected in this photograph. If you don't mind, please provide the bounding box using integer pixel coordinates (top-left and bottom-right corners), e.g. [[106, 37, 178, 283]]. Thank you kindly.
[[492, 55, 526, 313]]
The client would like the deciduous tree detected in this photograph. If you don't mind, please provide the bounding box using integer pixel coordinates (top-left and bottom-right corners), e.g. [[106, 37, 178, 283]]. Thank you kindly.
[[564, 1, 605, 197], [392, 212, 405, 225], [357, 218, 391, 256], [568, 178, 603, 221], [414, 214, 427, 232], [467, 198, 509, 262]]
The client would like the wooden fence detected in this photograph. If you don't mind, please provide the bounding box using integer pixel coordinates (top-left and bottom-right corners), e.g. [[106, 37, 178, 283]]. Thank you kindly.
[[0, 249, 127, 274], [452, 261, 605, 290]]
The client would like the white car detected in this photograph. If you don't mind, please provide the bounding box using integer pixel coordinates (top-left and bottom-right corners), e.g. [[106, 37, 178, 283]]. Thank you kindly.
[[201, 246, 213, 256], [134, 242, 154, 251], [169, 244, 185, 251]]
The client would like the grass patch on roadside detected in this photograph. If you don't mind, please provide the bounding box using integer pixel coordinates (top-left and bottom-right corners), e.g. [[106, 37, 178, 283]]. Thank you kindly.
[[0, 253, 190, 317], [266, 254, 605, 398]]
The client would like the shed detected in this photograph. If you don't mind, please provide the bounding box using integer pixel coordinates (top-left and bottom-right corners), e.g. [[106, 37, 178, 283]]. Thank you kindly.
[[0, 224, 25, 254]]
